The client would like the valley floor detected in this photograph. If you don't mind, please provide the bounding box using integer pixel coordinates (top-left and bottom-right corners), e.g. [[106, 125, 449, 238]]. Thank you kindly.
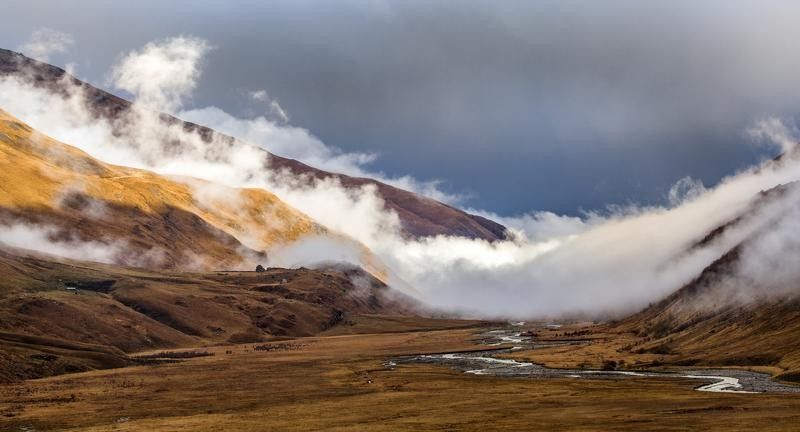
[[2, 323, 800, 431]]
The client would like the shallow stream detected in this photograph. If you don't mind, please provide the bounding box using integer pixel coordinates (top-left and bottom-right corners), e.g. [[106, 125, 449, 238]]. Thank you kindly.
[[390, 328, 800, 394]]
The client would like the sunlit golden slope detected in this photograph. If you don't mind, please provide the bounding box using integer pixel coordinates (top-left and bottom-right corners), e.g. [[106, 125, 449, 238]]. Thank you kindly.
[[0, 108, 323, 269]]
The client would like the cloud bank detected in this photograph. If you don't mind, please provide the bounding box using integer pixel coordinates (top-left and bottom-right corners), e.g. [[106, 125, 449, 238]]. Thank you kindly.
[[3, 35, 800, 319]]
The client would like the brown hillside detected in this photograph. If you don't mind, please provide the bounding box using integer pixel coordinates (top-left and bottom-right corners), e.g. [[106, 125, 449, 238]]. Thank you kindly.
[[0, 248, 418, 382]]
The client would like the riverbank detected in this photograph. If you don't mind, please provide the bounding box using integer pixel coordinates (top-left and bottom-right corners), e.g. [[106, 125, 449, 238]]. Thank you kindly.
[[3, 325, 800, 431], [392, 327, 800, 394]]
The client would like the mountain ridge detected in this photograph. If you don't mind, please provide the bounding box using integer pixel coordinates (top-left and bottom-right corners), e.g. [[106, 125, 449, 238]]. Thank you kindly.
[[0, 48, 508, 242]]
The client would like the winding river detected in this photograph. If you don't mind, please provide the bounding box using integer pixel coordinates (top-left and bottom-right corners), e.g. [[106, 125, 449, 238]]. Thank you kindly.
[[390, 328, 800, 394]]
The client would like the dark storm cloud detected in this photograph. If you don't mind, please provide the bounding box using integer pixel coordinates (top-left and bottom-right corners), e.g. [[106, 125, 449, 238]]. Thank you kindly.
[[2, 0, 799, 215]]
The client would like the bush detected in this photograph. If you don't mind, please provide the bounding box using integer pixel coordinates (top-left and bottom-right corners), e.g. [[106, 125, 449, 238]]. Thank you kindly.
[[601, 360, 618, 371]]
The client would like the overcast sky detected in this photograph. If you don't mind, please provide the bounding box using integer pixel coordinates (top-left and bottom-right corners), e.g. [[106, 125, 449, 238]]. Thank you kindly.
[[2, 0, 798, 216]]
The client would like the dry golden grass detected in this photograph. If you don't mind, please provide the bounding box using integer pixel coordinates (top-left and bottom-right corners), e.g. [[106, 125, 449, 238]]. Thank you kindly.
[[0, 247, 424, 382], [320, 314, 488, 336], [500, 321, 796, 387], [2, 328, 800, 431], [0, 108, 321, 268]]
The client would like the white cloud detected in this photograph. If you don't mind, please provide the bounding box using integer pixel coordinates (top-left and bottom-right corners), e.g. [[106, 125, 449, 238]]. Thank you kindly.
[[470, 209, 599, 243], [746, 117, 799, 154], [250, 89, 268, 101], [268, 100, 290, 123], [734, 192, 800, 302], [17, 28, 74, 62], [179, 106, 373, 176], [102, 37, 458, 202], [0, 222, 169, 268], [180, 104, 463, 204], [668, 176, 708, 207], [5, 36, 800, 319], [109, 36, 209, 113], [249, 89, 289, 122], [0, 222, 119, 264]]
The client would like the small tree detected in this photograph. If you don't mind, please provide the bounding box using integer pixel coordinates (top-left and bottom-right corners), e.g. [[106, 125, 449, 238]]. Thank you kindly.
[[255, 264, 266, 272]]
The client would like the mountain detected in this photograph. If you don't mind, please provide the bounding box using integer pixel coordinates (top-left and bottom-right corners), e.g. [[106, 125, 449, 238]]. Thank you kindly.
[[0, 48, 508, 242], [0, 103, 423, 383], [0, 108, 322, 270], [613, 182, 800, 380]]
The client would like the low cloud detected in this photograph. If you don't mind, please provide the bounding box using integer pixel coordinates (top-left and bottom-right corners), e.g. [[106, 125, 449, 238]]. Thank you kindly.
[[109, 36, 209, 113], [734, 190, 800, 303], [470, 209, 600, 243], [250, 89, 268, 102], [249, 89, 289, 123], [0, 222, 120, 264], [267, 234, 364, 269], [179, 102, 463, 205], [4, 36, 800, 319], [746, 117, 799, 154], [17, 28, 73, 62], [179, 106, 375, 178], [668, 176, 708, 207], [0, 221, 168, 268], [101, 36, 461, 203], [55, 182, 109, 220]]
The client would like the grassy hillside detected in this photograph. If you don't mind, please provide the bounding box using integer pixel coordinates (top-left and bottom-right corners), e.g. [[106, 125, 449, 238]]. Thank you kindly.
[[0, 108, 322, 270], [0, 248, 418, 382]]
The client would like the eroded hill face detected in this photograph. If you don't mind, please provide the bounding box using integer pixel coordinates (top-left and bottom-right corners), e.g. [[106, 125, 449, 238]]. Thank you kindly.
[[0, 48, 508, 242], [0, 248, 417, 383], [0, 109, 323, 270]]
